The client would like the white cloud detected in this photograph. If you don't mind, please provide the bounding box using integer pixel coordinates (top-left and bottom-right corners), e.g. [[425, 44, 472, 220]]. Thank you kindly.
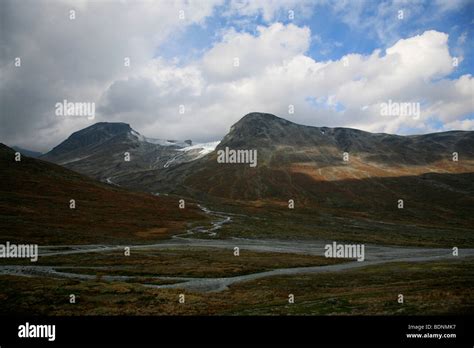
[[0, 0, 222, 151], [201, 23, 310, 81], [443, 118, 474, 131], [98, 25, 473, 142], [1, 1, 472, 152]]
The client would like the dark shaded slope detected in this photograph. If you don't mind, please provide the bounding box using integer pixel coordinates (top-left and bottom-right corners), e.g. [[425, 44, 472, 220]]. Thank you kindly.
[[0, 144, 203, 244]]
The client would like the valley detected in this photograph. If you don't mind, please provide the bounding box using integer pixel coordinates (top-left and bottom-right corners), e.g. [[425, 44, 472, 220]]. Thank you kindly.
[[1, 201, 473, 315]]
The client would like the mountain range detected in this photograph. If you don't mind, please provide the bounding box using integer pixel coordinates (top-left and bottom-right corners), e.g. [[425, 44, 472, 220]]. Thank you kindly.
[[40, 122, 219, 184], [93, 113, 474, 202], [11, 146, 42, 158], [3, 112, 474, 245]]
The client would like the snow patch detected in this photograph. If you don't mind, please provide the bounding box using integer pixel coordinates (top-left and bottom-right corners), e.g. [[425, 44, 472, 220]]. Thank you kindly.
[[130, 130, 146, 142], [104, 177, 120, 186], [163, 154, 185, 168], [59, 155, 91, 165], [130, 129, 189, 147], [179, 141, 220, 157]]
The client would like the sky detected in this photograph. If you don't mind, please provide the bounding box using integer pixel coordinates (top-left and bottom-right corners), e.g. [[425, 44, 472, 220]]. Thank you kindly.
[[0, 0, 473, 152]]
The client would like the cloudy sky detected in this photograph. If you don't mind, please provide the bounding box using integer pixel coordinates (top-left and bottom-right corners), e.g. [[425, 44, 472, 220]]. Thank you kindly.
[[1, 0, 473, 152]]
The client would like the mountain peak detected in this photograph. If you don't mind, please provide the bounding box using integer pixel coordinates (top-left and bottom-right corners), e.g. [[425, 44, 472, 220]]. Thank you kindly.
[[44, 122, 134, 158], [236, 112, 293, 126], [82, 122, 132, 134], [230, 113, 297, 134], [220, 112, 300, 148]]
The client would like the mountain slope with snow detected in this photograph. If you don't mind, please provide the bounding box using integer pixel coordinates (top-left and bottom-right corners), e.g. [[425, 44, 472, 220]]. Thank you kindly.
[[41, 122, 219, 182]]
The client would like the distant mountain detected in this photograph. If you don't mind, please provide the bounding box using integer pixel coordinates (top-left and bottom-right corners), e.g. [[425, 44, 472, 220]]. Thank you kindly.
[[41, 122, 219, 183], [115, 112, 474, 202], [0, 143, 203, 244], [11, 146, 42, 158]]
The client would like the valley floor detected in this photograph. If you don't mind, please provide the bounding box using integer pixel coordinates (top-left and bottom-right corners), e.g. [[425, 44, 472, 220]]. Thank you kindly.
[[1, 205, 473, 315]]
